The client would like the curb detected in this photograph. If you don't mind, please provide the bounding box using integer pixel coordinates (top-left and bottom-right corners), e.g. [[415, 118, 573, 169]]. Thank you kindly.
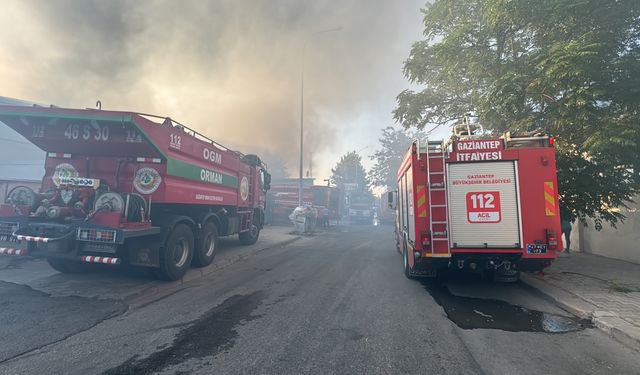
[[124, 235, 301, 305], [520, 273, 640, 352]]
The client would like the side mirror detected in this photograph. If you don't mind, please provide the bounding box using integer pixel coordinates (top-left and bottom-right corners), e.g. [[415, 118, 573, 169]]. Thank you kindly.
[[263, 172, 271, 190], [387, 191, 396, 209]]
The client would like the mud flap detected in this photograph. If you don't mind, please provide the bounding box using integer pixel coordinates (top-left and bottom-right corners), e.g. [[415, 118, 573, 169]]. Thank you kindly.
[[413, 265, 438, 278], [127, 239, 161, 267]]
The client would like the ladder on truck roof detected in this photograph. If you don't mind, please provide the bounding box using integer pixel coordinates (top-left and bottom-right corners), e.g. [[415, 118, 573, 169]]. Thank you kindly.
[[425, 139, 451, 258]]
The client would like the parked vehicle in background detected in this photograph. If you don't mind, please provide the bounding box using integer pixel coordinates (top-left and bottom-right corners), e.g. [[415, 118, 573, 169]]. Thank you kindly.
[[379, 190, 396, 225], [346, 191, 374, 224], [312, 185, 342, 223], [267, 181, 341, 225], [0, 104, 270, 281], [393, 121, 561, 282]]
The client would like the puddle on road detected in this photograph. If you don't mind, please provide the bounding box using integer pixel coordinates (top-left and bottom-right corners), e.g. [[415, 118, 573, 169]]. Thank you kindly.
[[421, 281, 591, 333], [103, 291, 264, 375]]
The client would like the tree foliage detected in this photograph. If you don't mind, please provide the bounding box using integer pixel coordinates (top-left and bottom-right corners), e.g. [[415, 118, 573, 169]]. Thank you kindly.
[[330, 151, 370, 192], [394, 0, 640, 225], [368, 126, 426, 190]]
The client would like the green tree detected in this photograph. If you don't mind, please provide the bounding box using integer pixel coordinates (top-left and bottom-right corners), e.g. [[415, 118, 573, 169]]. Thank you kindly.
[[369, 126, 426, 190], [330, 151, 370, 193], [395, 0, 640, 225]]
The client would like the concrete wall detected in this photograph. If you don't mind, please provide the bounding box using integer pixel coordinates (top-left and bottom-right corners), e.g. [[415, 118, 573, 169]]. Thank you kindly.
[[0, 180, 42, 203], [567, 200, 640, 264]]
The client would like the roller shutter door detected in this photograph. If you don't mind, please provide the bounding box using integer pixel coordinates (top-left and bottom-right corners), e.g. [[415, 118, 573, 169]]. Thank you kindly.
[[447, 161, 521, 248]]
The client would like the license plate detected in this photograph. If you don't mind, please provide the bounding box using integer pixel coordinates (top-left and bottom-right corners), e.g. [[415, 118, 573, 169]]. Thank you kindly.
[[0, 235, 16, 243], [527, 244, 547, 254]]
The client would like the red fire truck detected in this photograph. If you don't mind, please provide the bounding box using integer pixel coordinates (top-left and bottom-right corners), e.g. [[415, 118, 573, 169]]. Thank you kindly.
[[0, 104, 270, 280], [392, 123, 561, 282], [267, 183, 341, 224]]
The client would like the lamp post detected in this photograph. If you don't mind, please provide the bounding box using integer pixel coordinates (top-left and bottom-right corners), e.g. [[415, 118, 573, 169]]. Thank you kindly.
[[299, 26, 342, 206]]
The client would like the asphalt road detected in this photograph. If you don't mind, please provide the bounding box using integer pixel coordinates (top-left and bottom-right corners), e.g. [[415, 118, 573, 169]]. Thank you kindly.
[[0, 224, 638, 375]]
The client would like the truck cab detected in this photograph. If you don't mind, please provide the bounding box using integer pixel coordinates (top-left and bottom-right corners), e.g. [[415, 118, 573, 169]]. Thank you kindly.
[[347, 191, 374, 224]]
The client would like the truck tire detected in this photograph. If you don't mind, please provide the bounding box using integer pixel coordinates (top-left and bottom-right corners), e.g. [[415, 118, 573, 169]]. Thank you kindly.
[[47, 258, 86, 274], [192, 222, 218, 268], [154, 224, 194, 281], [239, 223, 260, 245]]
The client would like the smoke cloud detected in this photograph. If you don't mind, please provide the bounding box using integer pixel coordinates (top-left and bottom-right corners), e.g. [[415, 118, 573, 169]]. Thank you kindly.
[[0, 0, 424, 180]]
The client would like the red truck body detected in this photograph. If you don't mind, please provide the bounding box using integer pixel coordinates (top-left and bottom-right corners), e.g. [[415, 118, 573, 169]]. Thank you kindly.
[[394, 131, 561, 280], [0, 104, 270, 280], [267, 184, 341, 223]]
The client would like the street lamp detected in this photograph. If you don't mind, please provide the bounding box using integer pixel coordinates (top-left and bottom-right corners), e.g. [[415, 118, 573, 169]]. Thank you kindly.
[[299, 26, 342, 206]]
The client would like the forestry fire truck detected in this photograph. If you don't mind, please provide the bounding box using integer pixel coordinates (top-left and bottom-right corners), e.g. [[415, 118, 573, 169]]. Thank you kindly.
[[392, 121, 561, 282], [0, 104, 271, 281]]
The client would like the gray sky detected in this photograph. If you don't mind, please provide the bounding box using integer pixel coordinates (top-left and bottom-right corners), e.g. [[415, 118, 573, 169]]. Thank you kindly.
[[0, 0, 433, 182]]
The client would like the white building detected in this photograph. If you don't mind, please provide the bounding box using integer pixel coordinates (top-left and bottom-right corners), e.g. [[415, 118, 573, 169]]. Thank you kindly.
[[571, 201, 640, 264], [0, 96, 47, 200]]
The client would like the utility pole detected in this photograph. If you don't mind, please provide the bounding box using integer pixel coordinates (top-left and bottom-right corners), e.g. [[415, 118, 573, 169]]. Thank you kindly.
[[298, 26, 342, 206]]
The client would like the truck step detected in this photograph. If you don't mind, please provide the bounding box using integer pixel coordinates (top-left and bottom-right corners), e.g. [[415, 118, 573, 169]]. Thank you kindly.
[[80, 256, 121, 265], [430, 188, 446, 192], [431, 204, 447, 208], [429, 172, 445, 175], [431, 221, 448, 224]]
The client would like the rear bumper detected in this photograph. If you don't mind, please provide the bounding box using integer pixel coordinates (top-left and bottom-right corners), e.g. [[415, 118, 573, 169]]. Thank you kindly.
[[0, 218, 161, 267], [0, 220, 122, 260], [417, 252, 553, 273]]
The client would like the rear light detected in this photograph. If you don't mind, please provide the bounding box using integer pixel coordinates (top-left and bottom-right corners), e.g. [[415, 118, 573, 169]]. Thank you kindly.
[[546, 229, 558, 249], [549, 137, 556, 146], [421, 232, 431, 248], [77, 228, 117, 243]]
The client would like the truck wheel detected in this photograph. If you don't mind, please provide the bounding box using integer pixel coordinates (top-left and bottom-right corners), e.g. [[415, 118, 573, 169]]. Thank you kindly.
[[154, 224, 194, 281], [192, 222, 218, 267], [402, 240, 416, 280], [47, 258, 86, 273], [239, 223, 260, 245]]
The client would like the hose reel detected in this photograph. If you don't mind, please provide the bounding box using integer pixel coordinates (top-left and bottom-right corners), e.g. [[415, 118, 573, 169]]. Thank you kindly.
[[93, 192, 146, 222]]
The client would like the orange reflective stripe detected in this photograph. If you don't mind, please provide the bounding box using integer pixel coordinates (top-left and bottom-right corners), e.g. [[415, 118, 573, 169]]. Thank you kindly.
[[544, 181, 556, 216], [416, 185, 427, 217]]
